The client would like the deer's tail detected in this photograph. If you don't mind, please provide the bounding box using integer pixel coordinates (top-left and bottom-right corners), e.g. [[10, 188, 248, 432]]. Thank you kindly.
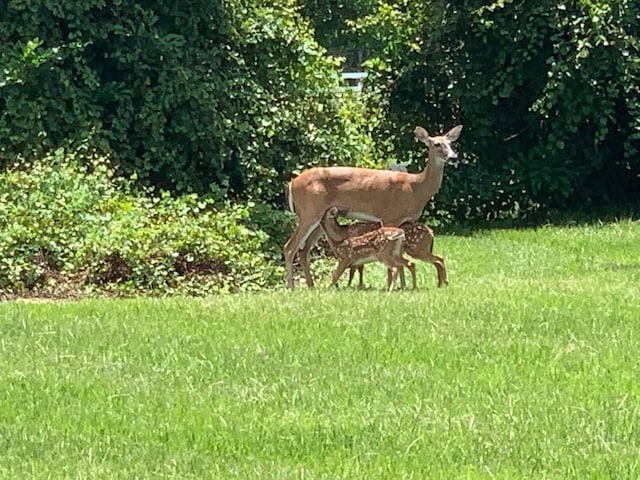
[[285, 181, 295, 214]]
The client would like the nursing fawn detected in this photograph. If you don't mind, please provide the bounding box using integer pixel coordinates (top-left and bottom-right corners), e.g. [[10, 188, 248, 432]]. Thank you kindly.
[[319, 207, 414, 291]]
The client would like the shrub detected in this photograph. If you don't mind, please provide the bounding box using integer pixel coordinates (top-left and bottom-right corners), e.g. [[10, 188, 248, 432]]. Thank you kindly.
[[0, 149, 281, 298]]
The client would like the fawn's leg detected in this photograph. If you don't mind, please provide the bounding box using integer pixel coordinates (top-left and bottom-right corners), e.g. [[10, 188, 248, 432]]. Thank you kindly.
[[422, 253, 447, 287], [348, 266, 365, 289], [407, 237, 448, 288], [347, 267, 355, 287], [398, 267, 406, 289], [330, 258, 351, 288], [387, 266, 399, 291], [431, 254, 447, 287], [407, 262, 417, 289], [388, 267, 407, 289]]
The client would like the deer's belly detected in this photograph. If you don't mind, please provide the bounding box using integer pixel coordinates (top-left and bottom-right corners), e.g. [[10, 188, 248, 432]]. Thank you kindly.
[[346, 210, 418, 227], [350, 255, 377, 266], [345, 211, 382, 223]]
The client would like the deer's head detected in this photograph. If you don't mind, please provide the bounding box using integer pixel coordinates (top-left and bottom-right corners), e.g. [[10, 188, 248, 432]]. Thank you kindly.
[[414, 125, 463, 167]]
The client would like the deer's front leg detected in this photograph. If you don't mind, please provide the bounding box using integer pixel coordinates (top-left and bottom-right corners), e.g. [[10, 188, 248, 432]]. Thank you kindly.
[[297, 226, 323, 288], [330, 258, 351, 289]]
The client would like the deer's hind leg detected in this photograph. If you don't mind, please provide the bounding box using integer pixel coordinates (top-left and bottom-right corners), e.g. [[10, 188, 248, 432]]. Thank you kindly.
[[406, 233, 448, 287], [284, 218, 321, 288], [348, 266, 364, 289]]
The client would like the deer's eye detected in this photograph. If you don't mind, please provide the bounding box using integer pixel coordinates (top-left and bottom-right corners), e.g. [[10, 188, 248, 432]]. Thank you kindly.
[[433, 142, 441, 147]]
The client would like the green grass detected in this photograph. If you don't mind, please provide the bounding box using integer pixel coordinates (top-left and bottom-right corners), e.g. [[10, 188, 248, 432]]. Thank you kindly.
[[1, 220, 639, 479]]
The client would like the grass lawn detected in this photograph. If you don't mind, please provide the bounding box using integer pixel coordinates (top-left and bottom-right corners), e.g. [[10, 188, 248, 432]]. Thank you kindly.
[[1, 220, 639, 479]]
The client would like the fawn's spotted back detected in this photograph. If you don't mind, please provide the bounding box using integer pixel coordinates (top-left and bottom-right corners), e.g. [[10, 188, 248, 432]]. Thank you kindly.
[[343, 221, 434, 252], [333, 227, 405, 261]]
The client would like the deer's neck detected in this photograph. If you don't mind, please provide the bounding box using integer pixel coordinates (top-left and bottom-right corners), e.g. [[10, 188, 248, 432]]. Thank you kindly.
[[413, 154, 445, 204]]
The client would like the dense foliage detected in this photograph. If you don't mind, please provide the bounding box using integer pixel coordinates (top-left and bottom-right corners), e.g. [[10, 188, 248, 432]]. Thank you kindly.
[[0, 149, 280, 297], [0, 0, 372, 203], [3, 0, 638, 222], [349, 0, 640, 221], [299, 0, 377, 68]]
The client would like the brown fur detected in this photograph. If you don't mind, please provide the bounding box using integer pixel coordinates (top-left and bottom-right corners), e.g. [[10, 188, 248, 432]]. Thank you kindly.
[[284, 125, 462, 288]]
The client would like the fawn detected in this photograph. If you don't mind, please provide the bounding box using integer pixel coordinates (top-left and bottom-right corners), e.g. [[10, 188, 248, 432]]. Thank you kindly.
[[328, 220, 447, 289], [319, 207, 413, 291]]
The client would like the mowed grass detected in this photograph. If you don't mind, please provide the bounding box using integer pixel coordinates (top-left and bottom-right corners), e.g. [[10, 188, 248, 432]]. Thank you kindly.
[[1, 220, 639, 479]]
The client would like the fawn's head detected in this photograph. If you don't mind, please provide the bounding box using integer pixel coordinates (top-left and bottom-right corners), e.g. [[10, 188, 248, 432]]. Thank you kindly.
[[414, 125, 463, 167], [323, 207, 340, 222], [324, 206, 350, 221], [324, 206, 339, 221]]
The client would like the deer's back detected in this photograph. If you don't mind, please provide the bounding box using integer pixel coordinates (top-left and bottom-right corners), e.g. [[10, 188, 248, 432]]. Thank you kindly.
[[346, 221, 379, 238], [290, 167, 421, 224]]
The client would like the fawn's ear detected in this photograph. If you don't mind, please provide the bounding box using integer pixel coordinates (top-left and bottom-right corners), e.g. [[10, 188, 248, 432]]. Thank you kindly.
[[327, 206, 339, 217]]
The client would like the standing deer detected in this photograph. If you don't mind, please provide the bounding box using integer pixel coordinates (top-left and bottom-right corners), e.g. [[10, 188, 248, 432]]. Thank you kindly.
[[320, 207, 412, 291], [284, 124, 462, 288]]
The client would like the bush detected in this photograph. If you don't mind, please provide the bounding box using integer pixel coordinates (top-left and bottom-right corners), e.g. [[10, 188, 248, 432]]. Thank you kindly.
[[0, 0, 373, 204], [0, 149, 282, 298]]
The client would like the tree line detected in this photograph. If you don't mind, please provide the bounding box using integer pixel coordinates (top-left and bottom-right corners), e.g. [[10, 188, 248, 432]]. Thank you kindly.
[[2, 0, 639, 223]]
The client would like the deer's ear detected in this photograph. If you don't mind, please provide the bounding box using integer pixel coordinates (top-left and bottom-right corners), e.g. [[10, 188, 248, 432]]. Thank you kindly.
[[413, 126, 430, 144], [328, 206, 339, 216], [445, 125, 463, 142]]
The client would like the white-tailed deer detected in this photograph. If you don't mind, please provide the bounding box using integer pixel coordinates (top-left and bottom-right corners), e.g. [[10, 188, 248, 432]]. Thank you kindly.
[[344, 221, 448, 289], [284, 124, 462, 288], [320, 207, 412, 291]]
